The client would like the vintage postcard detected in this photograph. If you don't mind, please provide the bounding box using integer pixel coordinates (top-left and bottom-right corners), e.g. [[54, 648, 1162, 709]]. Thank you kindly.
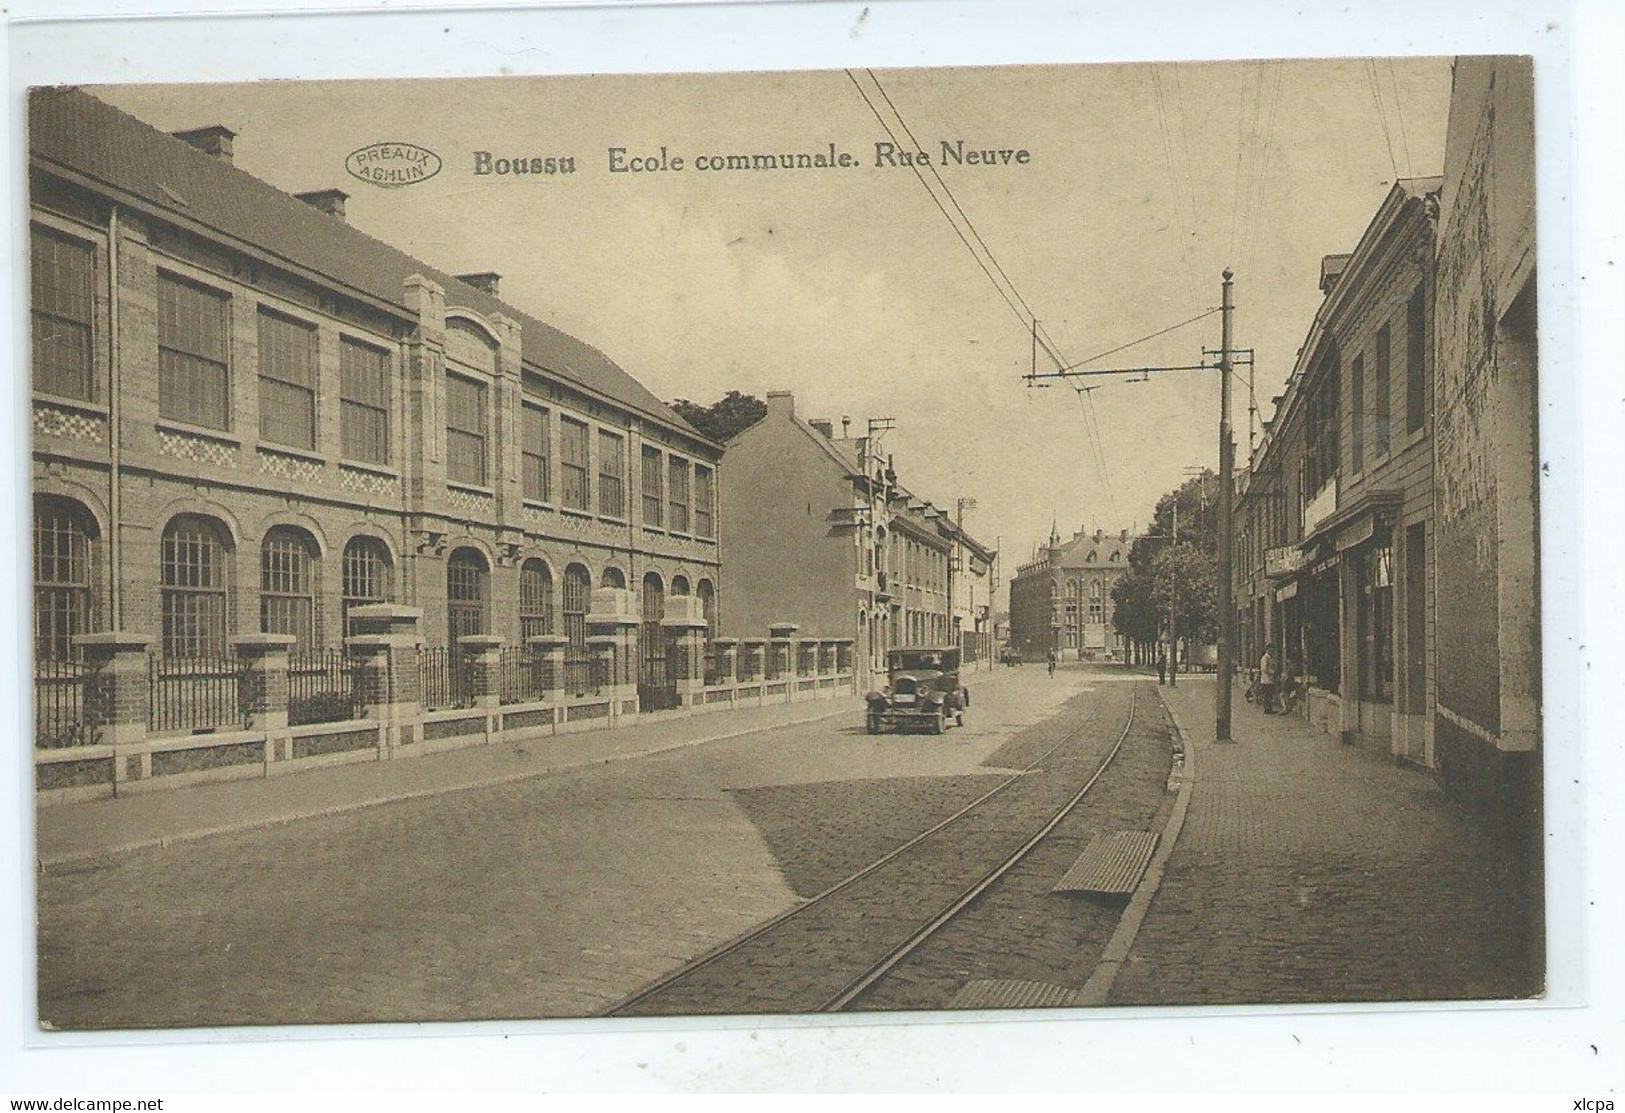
[[27, 57, 1543, 1033]]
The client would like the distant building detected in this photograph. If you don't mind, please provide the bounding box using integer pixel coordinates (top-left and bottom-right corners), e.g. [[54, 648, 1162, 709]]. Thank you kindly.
[[1008, 526, 1136, 661], [718, 392, 995, 688]]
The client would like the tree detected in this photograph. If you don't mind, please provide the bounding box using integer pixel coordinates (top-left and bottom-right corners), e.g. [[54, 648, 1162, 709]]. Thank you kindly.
[[670, 391, 768, 444], [1127, 468, 1219, 573], [1151, 543, 1218, 644], [1114, 469, 1222, 657]]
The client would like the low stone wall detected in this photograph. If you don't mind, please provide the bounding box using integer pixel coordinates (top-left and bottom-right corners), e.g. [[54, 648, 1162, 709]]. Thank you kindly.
[[35, 671, 859, 806]]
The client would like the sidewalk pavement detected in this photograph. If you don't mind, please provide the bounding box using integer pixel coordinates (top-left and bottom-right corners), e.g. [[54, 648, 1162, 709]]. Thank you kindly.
[[36, 665, 1019, 868], [35, 693, 863, 868], [1108, 678, 1541, 1005]]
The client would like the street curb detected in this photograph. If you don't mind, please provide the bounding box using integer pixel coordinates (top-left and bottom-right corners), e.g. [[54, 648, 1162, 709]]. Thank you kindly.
[[38, 701, 862, 871], [1074, 684, 1197, 1006]]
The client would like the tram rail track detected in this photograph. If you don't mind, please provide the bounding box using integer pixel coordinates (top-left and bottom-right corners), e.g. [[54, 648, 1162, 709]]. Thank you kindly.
[[604, 682, 1143, 1017]]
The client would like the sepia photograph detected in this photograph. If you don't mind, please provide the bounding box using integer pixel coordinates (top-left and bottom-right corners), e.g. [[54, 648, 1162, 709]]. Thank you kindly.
[[22, 52, 1551, 1034]]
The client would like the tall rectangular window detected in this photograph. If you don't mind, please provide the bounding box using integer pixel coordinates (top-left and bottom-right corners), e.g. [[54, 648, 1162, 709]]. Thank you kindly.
[[668, 456, 690, 534], [1349, 353, 1365, 473], [598, 430, 625, 517], [31, 227, 95, 401], [445, 374, 488, 486], [560, 417, 590, 511], [641, 445, 663, 526], [1405, 284, 1427, 434], [521, 403, 550, 502], [694, 465, 715, 538], [158, 273, 230, 431], [340, 338, 390, 465], [1374, 324, 1392, 459], [257, 310, 317, 451]]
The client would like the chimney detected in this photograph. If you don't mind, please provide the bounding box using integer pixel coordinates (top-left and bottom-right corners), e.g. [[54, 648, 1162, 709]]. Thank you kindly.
[[841, 416, 852, 437], [1120, 528, 1130, 541], [456, 272, 501, 297], [1095, 529, 1105, 543], [809, 419, 834, 438], [294, 188, 348, 221], [766, 391, 795, 418], [1319, 253, 1352, 295], [172, 124, 236, 163]]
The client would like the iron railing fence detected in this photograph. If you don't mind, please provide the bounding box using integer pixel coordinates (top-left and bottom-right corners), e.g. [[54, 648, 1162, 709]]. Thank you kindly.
[[149, 653, 244, 735], [499, 646, 556, 705], [419, 645, 472, 711], [288, 647, 361, 725], [35, 654, 88, 749], [563, 650, 606, 698], [703, 643, 725, 687]]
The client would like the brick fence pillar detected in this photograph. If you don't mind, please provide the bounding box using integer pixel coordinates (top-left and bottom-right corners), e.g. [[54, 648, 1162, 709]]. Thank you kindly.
[[588, 587, 640, 716], [526, 634, 568, 703], [663, 594, 709, 706], [712, 638, 740, 684], [345, 604, 423, 751], [76, 632, 150, 747], [235, 633, 296, 732], [459, 634, 504, 710], [769, 622, 798, 687]]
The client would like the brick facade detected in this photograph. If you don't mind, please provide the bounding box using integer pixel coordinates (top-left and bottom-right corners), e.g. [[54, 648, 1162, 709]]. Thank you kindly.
[[29, 88, 722, 711]]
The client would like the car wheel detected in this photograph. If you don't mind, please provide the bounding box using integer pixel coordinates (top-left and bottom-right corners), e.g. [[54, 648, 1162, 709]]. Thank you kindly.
[[931, 708, 945, 735], [866, 715, 880, 735]]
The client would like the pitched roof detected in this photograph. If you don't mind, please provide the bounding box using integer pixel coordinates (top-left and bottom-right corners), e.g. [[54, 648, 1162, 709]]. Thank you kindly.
[[28, 86, 711, 449]]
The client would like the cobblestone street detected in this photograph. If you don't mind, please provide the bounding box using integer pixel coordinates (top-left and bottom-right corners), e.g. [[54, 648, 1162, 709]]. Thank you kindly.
[[38, 666, 1093, 1028]]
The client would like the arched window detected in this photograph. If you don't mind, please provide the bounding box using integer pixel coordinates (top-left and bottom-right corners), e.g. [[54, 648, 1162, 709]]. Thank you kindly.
[[1086, 550, 1098, 563], [641, 571, 666, 684], [447, 547, 489, 644], [520, 559, 554, 641], [562, 563, 592, 654], [697, 579, 716, 632], [261, 526, 319, 648], [162, 515, 231, 659], [342, 536, 393, 636], [600, 565, 626, 590], [34, 497, 98, 660], [670, 575, 690, 596]]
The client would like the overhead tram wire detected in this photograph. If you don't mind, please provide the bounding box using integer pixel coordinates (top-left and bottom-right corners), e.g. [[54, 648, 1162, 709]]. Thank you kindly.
[[1384, 58, 1415, 178], [848, 68, 1121, 514], [1364, 58, 1401, 180], [1149, 65, 1203, 307], [865, 70, 1046, 332], [842, 69, 1033, 338]]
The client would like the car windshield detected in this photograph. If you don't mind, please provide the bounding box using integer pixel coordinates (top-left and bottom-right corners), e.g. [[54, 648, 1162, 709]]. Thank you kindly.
[[895, 652, 949, 671]]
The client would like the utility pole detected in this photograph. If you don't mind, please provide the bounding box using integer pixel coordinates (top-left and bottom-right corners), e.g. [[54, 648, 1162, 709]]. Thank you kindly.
[[1020, 269, 1248, 743], [1216, 269, 1236, 742], [1167, 501, 1179, 688]]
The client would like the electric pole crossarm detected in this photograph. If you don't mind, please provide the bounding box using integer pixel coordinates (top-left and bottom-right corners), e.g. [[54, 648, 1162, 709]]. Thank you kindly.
[[1022, 363, 1219, 384]]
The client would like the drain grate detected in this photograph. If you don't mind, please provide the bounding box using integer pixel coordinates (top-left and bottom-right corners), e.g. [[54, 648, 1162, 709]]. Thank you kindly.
[[1053, 830, 1159, 895], [947, 979, 1082, 1010]]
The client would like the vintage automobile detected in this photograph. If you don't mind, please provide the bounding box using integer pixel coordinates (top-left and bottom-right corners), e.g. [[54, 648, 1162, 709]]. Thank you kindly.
[[866, 646, 970, 734]]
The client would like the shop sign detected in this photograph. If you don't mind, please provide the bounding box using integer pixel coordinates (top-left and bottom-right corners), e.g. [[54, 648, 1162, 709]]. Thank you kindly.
[[1265, 545, 1305, 579]]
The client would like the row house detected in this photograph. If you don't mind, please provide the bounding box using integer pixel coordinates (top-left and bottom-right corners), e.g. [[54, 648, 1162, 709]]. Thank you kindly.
[[718, 392, 995, 689], [1008, 526, 1137, 661], [1238, 57, 1538, 843], [1233, 175, 1441, 763], [29, 87, 723, 724]]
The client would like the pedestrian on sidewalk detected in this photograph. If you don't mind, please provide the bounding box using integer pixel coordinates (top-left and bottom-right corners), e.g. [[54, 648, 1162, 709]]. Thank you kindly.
[[1157, 646, 1167, 686], [1259, 642, 1278, 714], [1047, 647, 1058, 676]]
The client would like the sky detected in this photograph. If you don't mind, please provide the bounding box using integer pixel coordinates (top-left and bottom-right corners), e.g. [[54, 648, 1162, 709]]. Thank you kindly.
[[94, 58, 1452, 592]]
